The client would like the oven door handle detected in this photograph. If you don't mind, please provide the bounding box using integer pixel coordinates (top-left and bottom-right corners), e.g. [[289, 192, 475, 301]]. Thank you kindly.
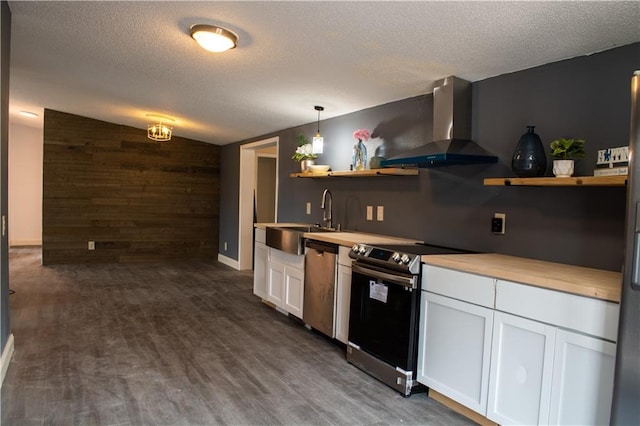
[[352, 263, 417, 289]]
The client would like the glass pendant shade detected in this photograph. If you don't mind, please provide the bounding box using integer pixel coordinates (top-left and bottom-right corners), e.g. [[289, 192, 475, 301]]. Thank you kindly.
[[312, 133, 324, 154], [313, 105, 324, 154]]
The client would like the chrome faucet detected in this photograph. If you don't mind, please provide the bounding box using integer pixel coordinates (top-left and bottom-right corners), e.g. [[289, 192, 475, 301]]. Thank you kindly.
[[321, 188, 333, 229]]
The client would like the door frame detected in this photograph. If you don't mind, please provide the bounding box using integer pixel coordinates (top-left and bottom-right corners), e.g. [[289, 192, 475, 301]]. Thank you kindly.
[[238, 136, 278, 270]]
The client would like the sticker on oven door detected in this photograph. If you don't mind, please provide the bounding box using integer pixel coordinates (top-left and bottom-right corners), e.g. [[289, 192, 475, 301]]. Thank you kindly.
[[369, 281, 388, 303]]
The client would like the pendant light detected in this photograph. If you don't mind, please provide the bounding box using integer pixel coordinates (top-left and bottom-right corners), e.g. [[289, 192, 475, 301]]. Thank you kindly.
[[313, 106, 324, 154]]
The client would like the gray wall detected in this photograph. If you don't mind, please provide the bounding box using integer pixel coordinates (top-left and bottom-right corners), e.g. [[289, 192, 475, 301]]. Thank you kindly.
[[220, 42, 640, 272], [1, 0, 10, 354]]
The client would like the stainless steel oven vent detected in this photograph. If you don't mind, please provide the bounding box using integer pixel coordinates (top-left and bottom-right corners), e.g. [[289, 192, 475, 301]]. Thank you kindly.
[[381, 76, 498, 168]]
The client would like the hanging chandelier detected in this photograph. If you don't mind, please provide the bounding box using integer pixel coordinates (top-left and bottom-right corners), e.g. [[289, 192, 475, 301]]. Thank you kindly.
[[146, 114, 175, 142]]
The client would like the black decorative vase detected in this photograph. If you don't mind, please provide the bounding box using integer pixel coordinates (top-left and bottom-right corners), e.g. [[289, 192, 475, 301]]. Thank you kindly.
[[511, 125, 547, 177]]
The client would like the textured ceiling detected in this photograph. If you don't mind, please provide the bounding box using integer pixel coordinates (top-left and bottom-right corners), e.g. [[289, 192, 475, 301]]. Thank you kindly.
[[7, 1, 640, 145]]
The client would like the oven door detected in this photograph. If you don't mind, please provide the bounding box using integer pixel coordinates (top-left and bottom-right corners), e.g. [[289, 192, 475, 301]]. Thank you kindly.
[[348, 262, 420, 371]]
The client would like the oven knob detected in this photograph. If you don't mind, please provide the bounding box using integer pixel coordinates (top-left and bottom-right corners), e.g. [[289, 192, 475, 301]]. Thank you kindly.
[[352, 244, 359, 253], [401, 254, 411, 264], [358, 245, 367, 254], [392, 252, 401, 262]]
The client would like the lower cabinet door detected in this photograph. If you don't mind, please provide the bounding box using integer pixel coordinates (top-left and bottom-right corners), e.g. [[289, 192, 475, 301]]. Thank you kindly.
[[335, 264, 352, 344], [267, 260, 285, 307], [487, 311, 556, 426], [284, 266, 304, 319], [418, 292, 494, 415], [548, 329, 616, 425]]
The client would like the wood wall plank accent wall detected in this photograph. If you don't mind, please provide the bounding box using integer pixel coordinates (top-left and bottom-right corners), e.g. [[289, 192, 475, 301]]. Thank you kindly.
[[42, 109, 220, 265]]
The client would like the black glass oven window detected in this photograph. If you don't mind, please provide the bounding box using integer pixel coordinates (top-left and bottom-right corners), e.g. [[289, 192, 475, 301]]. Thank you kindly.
[[348, 269, 420, 371]]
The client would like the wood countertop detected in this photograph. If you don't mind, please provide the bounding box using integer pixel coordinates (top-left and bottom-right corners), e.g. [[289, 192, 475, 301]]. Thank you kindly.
[[254, 222, 311, 230], [302, 231, 421, 247], [421, 253, 622, 303]]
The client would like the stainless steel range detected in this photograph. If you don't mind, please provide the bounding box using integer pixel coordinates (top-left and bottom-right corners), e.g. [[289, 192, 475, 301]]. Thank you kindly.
[[347, 242, 470, 396]]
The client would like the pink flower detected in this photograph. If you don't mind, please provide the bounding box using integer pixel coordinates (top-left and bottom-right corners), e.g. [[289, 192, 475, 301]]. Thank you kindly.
[[353, 129, 370, 141]]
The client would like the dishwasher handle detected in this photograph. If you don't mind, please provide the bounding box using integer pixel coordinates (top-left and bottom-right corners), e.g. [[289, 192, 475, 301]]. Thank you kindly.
[[305, 239, 338, 254]]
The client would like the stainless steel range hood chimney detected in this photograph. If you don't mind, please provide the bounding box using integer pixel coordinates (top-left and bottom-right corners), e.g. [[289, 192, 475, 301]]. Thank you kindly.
[[381, 76, 498, 168]]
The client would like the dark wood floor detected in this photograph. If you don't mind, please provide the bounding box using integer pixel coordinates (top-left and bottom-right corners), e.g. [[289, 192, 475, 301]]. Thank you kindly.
[[1, 247, 473, 426]]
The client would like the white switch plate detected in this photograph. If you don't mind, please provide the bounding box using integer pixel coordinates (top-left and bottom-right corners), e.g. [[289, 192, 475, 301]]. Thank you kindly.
[[88, 241, 95, 250], [366, 206, 373, 221], [306, 202, 311, 215], [377, 206, 384, 221]]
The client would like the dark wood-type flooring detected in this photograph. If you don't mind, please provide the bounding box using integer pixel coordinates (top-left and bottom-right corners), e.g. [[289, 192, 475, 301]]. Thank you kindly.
[[1, 247, 473, 425]]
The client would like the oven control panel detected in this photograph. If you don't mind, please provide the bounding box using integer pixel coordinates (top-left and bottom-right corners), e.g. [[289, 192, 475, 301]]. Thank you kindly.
[[350, 244, 421, 274]]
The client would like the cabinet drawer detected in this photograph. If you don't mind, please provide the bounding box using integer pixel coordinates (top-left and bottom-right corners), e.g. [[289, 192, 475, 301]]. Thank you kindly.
[[422, 265, 495, 308], [496, 280, 619, 341], [255, 228, 266, 244]]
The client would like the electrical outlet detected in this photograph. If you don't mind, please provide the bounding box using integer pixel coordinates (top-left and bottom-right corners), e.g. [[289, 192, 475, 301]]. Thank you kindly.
[[376, 206, 384, 221], [366, 206, 373, 221], [492, 213, 506, 234], [224, 242, 228, 251], [306, 202, 311, 215], [88, 241, 95, 250]]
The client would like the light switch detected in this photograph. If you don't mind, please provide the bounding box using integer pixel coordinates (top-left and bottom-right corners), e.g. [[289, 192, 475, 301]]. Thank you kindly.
[[377, 206, 384, 221], [366, 206, 373, 221]]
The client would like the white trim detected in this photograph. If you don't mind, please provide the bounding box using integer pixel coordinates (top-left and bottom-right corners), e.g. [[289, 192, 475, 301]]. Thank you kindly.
[[1, 333, 14, 387], [238, 137, 279, 271], [9, 240, 41, 247], [217, 253, 240, 270]]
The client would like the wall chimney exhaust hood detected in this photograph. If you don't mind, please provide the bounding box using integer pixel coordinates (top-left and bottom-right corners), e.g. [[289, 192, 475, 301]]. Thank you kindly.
[[381, 76, 498, 168]]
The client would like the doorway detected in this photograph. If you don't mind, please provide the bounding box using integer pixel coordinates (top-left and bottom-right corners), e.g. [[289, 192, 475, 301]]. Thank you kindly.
[[238, 137, 278, 270]]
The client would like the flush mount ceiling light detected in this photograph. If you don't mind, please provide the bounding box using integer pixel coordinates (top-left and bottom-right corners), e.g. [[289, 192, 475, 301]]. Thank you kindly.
[[19, 111, 38, 118], [190, 24, 238, 53], [146, 114, 175, 142], [313, 106, 324, 154]]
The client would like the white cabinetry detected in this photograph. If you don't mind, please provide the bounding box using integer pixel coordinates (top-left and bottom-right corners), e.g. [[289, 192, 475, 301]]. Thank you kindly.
[[253, 229, 268, 299], [488, 279, 619, 426], [335, 247, 353, 344], [548, 329, 616, 426], [267, 248, 305, 319], [419, 265, 619, 426], [418, 265, 495, 416], [487, 311, 556, 425]]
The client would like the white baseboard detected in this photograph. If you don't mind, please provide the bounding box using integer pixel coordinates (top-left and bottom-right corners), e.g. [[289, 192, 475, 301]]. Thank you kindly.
[[9, 240, 41, 247], [217, 253, 240, 270], [1, 333, 14, 387]]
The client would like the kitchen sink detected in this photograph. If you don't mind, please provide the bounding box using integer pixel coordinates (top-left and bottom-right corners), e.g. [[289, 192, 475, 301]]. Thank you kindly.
[[265, 225, 336, 255]]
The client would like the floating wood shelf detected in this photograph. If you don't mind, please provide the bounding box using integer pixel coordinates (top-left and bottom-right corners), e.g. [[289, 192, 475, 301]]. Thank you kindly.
[[483, 175, 627, 187], [290, 168, 419, 178]]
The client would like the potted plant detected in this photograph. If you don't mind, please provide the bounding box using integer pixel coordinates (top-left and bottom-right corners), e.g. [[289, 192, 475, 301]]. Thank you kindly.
[[291, 134, 318, 172], [549, 138, 586, 177]]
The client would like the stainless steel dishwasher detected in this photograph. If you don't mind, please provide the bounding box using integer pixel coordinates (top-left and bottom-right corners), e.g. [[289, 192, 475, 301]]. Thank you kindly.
[[303, 239, 338, 338]]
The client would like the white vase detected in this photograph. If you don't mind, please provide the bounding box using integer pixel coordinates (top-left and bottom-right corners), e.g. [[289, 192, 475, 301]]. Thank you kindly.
[[553, 159, 574, 177], [300, 159, 315, 172]]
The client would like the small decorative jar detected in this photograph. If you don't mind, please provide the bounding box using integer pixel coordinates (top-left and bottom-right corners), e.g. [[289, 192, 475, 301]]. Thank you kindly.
[[511, 125, 547, 177], [300, 159, 315, 172]]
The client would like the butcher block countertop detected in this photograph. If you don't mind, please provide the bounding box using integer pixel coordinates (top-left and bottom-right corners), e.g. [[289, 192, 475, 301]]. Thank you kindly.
[[301, 231, 421, 247], [421, 253, 622, 303], [254, 223, 421, 246]]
